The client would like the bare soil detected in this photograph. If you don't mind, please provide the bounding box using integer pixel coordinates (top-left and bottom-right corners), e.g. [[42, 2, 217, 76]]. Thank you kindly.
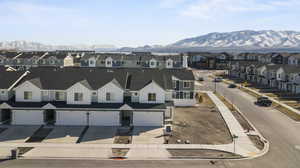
[[168, 93, 232, 145], [114, 129, 132, 144], [168, 149, 242, 159], [248, 135, 265, 150]]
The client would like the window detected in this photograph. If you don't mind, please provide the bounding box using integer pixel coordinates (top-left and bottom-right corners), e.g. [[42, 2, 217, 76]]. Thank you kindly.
[[0, 59, 3, 63], [74, 93, 83, 101], [148, 93, 156, 101], [150, 61, 155, 66], [89, 60, 94, 65], [133, 92, 138, 96], [106, 92, 111, 101], [92, 92, 97, 95], [1, 90, 5, 94], [24, 91, 32, 100], [55, 92, 64, 101], [136, 61, 140, 65], [183, 81, 191, 88], [107, 61, 111, 65]]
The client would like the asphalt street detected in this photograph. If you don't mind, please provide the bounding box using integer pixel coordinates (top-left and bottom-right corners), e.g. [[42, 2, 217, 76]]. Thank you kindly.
[[1, 70, 300, 168]]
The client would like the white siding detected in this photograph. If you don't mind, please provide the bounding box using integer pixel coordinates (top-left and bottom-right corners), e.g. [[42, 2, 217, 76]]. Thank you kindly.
[[0, 89, 8, 101], [98, 82, 124, 103], [56, 111, 87, 125], [105, 57, 113, 67], [166, 59, 173, 68], [165, 91, 172, 101], [15, 81, 41, 102], [88, 57, 96, 67], [66, 82, 91, 104], [149, 58, 157, 68], [89, 111, 120, 126], [133, 111, 163, 126], [139, 82, 165, 104], [12, 110, 44, 125]]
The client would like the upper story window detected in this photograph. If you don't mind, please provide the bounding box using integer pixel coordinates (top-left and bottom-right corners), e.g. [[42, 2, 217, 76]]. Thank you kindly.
[[136, 61, 140, 65], [0, 59, 3, 63], [150, 61, 155, 66], [89, 60, 94, 65], [24, 91, 32, 100], [148, 93, 156, 101], [55, 92, 64, 101], [183, 81, 191, 88], [1, 90, 6, 94], [106, 92, 111, 101], [74, 92, 83, 101]]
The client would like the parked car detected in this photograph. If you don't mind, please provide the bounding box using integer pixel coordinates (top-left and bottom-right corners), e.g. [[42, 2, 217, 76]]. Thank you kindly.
[[255, 97, 272, 107], [228, 84, 237, 88], [214, 77, 223, 82], [198, 77, 204, 81]]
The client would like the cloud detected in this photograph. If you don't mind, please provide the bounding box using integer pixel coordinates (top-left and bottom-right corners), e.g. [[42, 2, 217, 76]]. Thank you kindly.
[[0, 1, 90, 27], [179, 0, 300, 19]]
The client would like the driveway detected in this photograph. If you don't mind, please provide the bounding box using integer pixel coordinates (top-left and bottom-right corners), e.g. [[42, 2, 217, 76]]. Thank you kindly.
[[80, 126, 116, 144], [132, 127, 164, 144], [42, 126, 84, 143], [0, 126, 39, 143]]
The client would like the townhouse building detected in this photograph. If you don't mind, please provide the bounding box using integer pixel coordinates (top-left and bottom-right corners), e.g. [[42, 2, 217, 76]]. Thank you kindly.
[[0, 67, 195, 126]]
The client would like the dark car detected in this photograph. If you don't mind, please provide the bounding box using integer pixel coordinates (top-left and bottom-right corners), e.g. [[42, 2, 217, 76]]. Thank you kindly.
[[198, 77, 204, 81], [228, 84, 237, 88], [255, 97, 272, 107]]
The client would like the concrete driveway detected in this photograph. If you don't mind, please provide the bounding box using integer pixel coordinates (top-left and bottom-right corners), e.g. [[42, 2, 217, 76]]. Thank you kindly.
[[0, 126, 40, 143], [42, 126, 84, 143], [132, 127, 164, 144], [80, 126, 116, 144]]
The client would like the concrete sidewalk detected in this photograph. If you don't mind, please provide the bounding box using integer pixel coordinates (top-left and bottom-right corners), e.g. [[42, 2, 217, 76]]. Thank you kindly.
[[204, 91, 261, 157]]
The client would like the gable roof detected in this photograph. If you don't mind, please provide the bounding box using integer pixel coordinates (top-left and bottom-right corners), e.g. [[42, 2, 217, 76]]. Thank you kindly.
[[0, 67, 27, 89]]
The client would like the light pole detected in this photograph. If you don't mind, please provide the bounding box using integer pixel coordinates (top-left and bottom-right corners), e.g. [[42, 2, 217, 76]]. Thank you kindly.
[[233, 134, 239, 153]]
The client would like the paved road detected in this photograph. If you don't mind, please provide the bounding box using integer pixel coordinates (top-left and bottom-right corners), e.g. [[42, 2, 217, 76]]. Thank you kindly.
[[1, 70, 300, 168]]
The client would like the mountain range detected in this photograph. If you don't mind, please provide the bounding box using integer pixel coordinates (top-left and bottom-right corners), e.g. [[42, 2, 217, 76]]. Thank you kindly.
[[0, 41, 116, 51], [2, 30, 300, 52]]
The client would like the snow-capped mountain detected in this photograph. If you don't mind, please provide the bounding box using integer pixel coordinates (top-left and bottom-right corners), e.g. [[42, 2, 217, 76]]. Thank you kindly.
[[170, 30, 300, 48], [0, 41, 116, 51]]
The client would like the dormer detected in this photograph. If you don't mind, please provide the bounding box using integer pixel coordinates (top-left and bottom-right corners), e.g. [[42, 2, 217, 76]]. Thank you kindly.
[[149, 58, 157, 68], [166, 58, 173, 68], [105, 57, 113, 67], [88, 57, 96, 67], [64, 53, 74, 67], [66, 80, 92, 105]]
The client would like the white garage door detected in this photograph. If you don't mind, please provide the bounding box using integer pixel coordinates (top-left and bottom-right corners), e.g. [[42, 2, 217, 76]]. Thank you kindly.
[[89, 111, 120, 126], [133, 112, 163, 126], [56, 111, 87, 125], [12, 110, 44, 125]]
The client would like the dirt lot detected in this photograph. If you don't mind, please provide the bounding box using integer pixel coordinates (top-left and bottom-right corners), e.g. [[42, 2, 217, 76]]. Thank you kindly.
[[168, 93, 232, 145], [168, 149, 242, 159]]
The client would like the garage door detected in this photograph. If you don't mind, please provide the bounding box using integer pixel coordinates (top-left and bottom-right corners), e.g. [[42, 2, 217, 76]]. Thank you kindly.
[[89, 111, 120, 126], [12, 110, 44, 125], [56, 111, 87, 125], [133, 112, 163, 126]]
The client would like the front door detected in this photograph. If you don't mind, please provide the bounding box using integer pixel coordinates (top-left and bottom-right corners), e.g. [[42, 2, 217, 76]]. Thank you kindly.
[[0, 109, 12, 124], [120, 111, 133, 126], [44, 110, 56, 125]]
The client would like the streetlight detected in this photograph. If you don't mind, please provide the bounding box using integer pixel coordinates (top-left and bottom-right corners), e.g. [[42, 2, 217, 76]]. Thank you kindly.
[[233, 134, 239, 153]]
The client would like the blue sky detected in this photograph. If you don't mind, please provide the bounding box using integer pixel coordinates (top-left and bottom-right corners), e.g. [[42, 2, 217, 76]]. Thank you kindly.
[[0, 0, 300, 47]]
